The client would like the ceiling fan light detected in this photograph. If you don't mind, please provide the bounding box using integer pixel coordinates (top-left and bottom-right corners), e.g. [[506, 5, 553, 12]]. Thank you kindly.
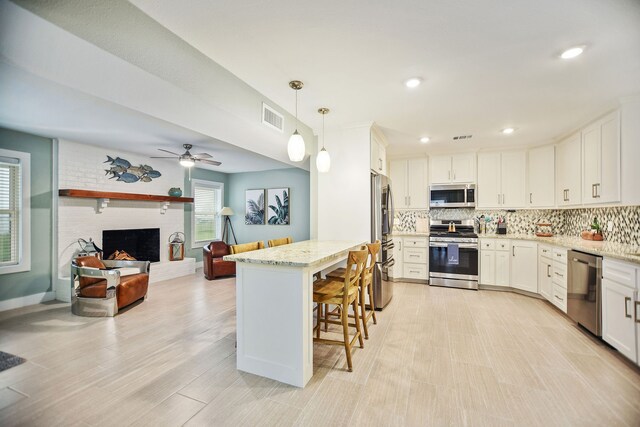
[[316, 147, 331, 173], [179, 157, 195, 167], [288, 130, 306, 162]]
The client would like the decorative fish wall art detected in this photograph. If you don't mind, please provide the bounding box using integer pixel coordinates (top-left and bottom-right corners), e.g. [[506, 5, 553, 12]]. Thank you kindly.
[[104, 156, 162, 183]]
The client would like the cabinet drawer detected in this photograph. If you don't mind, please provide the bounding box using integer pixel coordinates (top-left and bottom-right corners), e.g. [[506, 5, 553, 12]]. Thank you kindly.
[[603, 259, 637, 290], [552, 283, 567, 313], [404, 247, 427, 263], [552, 248, 567, 264], [539, 245, 553, 260], [480, 239, 496, 250], [552, 264, 567, 288], [495, 240, 511, 252], [404, 263, 428, 280], [404, 237, 428, 248]]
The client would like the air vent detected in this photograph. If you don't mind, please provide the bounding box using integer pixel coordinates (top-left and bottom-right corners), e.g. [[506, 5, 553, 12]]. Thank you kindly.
[[262, 102, 284, 132], [452, 135, 473, 141]]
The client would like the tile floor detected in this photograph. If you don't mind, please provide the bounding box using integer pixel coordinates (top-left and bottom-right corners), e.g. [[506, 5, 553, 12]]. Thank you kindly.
[[0, 273, 639, 426]]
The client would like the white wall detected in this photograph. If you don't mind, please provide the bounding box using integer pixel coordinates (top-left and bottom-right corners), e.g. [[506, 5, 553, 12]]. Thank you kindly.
[[317, 125, 371, 242], [56, 139, 185, 301]]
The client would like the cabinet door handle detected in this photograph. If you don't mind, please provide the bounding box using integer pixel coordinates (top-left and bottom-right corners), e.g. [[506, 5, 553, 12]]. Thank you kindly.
[[379, 159, 382, 171], [624, 297, 632, 319], [555, 272, 564, 278], [453, 171, 456, 180], [554, 294, 564, 302], [636, 301, 640, 324], [530, 193, 532, 204], [547, 264, 551, 278], [398, 241, 402, 251], [502, 194, 505, 205], [594, 183, 600, 198], [512, 247, 515, 257], [408, 196, 411, 206], [448, 170, 451, 181]]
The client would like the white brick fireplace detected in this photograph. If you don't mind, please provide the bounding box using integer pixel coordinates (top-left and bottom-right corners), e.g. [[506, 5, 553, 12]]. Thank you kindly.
[[55, 139, 194, 302]]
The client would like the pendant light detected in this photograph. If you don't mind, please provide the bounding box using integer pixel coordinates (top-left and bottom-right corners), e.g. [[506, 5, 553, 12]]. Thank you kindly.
[[316, 107, 331, 173], [287, 80, 306, 162]]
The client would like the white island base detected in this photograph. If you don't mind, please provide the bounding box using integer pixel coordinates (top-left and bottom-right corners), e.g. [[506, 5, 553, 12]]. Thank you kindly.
[[226, 240, 364, 387]]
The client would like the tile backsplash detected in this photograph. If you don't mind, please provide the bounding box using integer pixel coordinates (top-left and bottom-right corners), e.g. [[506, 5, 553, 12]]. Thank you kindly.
[[394, 206, 640, 246]]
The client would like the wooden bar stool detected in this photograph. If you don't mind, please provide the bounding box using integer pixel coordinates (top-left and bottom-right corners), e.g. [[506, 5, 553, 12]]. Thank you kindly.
[[326, 240, 380, 339], [268, 237, 293, 247], [313, 248, 368, 372]]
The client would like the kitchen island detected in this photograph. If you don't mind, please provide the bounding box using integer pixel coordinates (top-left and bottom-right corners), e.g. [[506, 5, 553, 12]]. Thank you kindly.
[[224, 239, 365, 387]]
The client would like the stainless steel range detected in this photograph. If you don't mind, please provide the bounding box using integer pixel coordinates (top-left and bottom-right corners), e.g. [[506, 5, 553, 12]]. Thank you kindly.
[[429, 219, 479, 290]]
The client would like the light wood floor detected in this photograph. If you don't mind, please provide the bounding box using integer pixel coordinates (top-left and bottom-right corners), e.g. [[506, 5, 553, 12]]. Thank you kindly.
[[1, 272, 639, 426]]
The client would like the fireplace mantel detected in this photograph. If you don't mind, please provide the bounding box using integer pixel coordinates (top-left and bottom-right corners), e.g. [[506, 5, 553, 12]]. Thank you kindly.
[[59, 189, 193, 213]]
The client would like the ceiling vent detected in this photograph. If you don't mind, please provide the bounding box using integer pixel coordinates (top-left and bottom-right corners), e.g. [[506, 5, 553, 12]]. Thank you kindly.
[[452, 135, 473, 141], [262, 102, 284, 132]]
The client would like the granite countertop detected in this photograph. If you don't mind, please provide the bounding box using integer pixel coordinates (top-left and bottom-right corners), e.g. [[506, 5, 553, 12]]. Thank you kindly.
[[223, 240, 366, 267], [480, 233, 640, 265], [392, 231, 430, 237]]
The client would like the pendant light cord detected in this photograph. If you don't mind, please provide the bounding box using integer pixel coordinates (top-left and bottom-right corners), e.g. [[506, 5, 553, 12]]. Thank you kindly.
[[322, 113, 325, 149], [295, 90, 298, 131]]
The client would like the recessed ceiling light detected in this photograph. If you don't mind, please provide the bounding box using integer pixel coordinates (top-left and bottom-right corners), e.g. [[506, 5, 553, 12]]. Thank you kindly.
[[560, 46, 585, 59], [405, 78, 422, 88], [501, 128, 515, 135], [420, 137, 430, 143]]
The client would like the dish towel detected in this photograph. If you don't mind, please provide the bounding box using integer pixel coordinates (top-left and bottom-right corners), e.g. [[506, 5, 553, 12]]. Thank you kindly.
[[447, 243, 459, 265]]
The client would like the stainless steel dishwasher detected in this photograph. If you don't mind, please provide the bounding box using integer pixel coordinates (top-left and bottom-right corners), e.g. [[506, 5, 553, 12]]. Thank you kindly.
[[567, 250, 603, 336]]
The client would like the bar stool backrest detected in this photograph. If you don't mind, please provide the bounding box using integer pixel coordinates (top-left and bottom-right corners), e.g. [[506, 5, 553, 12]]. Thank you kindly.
[[268, 237, 293, 247], [342, 249, 368, 303]]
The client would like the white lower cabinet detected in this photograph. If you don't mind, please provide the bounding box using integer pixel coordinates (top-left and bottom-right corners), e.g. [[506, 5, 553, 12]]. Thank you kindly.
[[511, 241, 538, 293], [550, 248, 568, 313], [602, 259, 638, 364], [479, 238, 510, 287], [391, 236, 428, 281], [538, 245, 553, 301]]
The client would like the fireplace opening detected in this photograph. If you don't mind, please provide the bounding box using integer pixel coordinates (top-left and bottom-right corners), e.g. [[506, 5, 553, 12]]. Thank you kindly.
[[102, 228, 160, 262]]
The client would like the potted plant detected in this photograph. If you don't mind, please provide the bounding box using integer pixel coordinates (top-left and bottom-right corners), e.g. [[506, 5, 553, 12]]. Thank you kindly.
[[581, 217, 604, 241]]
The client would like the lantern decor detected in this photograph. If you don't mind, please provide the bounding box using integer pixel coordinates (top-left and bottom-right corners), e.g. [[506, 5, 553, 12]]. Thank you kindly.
[[168, 232, 185, 261], [77, 238, 103, 259]]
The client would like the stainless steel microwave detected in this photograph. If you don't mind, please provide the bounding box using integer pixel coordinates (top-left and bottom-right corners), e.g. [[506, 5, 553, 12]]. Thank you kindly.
[[429, 184, 476, 208]]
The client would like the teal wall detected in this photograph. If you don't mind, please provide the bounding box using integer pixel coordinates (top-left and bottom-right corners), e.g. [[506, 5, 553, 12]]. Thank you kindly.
[[0, 127, 53, 301], [184, 167, 229, 262], [228, 168, 310, 246]]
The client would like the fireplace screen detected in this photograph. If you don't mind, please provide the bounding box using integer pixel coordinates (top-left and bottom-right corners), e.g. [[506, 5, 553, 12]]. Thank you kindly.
[[102, 228, 160, 262]]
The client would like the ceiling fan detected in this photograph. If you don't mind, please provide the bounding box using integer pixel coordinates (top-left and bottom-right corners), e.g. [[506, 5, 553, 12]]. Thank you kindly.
[[151, 144, 221, 167]]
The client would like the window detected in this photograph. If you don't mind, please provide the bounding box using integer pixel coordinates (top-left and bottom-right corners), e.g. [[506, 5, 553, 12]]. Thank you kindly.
[[0, 149, 30, 274], [191, 179, 223, 248]]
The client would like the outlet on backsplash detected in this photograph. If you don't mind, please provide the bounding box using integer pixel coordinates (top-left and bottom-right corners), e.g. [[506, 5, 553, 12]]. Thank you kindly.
[[393, 206, 640, 246]]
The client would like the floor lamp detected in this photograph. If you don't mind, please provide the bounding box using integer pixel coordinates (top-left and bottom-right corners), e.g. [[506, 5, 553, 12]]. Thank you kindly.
[[220, 206, 238, 245]]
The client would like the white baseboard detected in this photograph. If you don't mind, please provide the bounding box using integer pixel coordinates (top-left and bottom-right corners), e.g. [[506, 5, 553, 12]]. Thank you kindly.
[[0, 291, 57, 312], [195, 260, 203, 270]]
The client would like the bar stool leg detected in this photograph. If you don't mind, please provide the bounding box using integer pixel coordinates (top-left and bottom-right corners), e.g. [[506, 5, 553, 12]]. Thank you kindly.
[[316, 303, 323, 339], [369, 282, 377, 324], [341, 300, 353, 372], [359, 285, 369, 339], [353, 295, 364, 349]]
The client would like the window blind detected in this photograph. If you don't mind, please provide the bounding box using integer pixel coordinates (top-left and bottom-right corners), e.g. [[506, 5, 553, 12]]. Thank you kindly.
[[194, 184, 221, 242], [0, 157, 20, 265]]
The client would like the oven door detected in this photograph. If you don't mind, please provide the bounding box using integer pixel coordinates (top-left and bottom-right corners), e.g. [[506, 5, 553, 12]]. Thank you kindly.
[[429, 242, 478, 278]]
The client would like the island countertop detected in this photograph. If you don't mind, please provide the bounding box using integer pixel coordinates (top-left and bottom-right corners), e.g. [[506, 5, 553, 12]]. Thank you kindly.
[[223, 239, 365, 267]]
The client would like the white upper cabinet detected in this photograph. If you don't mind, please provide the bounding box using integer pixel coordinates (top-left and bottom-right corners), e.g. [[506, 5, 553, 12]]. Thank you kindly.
[[477, 150, 526, 209], [582, 110, 620, 204], [501, 151, 527, 208], [406, 158, 428, 209], [451, 153, 476, 183], [429, 154, 476, 184], [477, 152, 501, 208], [390, 158, 428, 209], [370, 128, 387, 176], [556, 132, 582, 206], [527, 145, 555, 208]]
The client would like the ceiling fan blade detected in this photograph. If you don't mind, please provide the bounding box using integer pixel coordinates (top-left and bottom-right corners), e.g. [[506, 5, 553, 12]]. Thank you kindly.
[[158, 148, 181, 156], [149, 156, 178, 159], [192, 153, 212, 159], [197, 158, 222, 166]]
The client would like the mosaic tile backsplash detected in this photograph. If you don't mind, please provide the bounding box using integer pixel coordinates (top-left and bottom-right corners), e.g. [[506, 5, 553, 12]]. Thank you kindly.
[[394, 206, 640, 246]]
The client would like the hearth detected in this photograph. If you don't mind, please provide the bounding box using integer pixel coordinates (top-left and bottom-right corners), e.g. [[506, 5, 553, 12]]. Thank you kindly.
[[102, 228, 160, 262]]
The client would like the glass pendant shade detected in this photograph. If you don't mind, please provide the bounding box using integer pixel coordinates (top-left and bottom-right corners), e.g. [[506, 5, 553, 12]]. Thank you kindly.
[[316, 147, 331, 173], [287, 130, 306, 162]]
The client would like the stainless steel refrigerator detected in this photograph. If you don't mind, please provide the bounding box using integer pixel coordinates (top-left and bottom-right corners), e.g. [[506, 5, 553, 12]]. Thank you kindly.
[[371, 173, 394, 309]]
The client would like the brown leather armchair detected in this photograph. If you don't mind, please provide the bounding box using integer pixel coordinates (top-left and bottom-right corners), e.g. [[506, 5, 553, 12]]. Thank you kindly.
[[203, 241, 236, 280], [71, 256, 150, 317]]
